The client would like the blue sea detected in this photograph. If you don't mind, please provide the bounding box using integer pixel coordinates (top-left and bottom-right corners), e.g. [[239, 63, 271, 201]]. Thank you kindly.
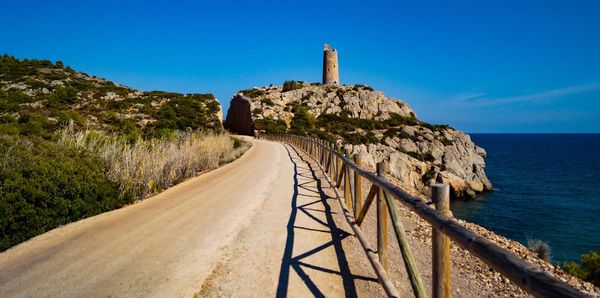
[[451, 134, 600, 263]]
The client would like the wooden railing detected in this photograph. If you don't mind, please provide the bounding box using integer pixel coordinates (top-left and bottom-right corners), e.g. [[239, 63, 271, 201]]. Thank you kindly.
[[260, 133, 586, 298]]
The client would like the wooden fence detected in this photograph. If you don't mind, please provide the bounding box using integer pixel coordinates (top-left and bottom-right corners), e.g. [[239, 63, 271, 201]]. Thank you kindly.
[[261, 133, 586, 298]]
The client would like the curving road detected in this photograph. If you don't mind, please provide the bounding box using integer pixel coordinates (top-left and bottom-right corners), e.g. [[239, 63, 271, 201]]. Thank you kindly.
[[0, 138, 288, 297], [0, 137, 372, 297]]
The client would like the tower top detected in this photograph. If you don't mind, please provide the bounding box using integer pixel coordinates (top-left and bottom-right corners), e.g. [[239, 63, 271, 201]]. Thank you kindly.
[[322, 44, 339, 85]]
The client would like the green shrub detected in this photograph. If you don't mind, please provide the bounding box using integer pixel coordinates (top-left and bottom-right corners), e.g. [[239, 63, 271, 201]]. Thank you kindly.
[[254, 117, 287, 134], [343, 131, 379, 145], [386, 113, 419, 126], [289, 105, 315, 135], [0, 136, 126, 251], [18, 112, 56, 138], [261, 98, 275, 106], [58, 111, 85, 126], [120, 120, 141, 143], [354, 84, 374, 91], [282, 80, 303, 92], [231, 137, 241, 149], [156, 97, 211, 131], [562, 251, 600, 286], [240, 88, 266, 98]]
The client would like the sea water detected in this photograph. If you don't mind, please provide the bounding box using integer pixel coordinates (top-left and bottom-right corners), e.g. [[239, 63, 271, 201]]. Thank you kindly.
[[451, 134, 600, 263]]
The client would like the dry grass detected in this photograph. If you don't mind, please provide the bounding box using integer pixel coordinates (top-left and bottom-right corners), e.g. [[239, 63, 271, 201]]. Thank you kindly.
[[59, 125, 249, 199]]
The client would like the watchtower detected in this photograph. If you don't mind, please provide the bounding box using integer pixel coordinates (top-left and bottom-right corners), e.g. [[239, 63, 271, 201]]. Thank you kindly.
[[322, 44, 339, 85]]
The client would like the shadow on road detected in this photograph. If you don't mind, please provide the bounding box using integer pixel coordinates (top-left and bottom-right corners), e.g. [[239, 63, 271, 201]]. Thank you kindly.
[[276, 144, 377, 298]]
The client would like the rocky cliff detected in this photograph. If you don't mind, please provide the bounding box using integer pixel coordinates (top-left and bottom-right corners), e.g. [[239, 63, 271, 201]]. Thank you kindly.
[[224, 81, 492, 198]]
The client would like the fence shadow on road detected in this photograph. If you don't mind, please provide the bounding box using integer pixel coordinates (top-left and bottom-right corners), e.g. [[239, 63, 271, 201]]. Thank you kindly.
[[276, 144, 377, 298]]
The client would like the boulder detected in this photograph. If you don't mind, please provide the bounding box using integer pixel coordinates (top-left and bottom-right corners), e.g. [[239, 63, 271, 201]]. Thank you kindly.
[[223, 94, 254, 136]]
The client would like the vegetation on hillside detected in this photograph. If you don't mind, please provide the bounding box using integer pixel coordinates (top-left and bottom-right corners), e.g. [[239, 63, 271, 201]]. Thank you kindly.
[[257, 102, 449, 146], [0, 135, 126, 251], [282, 80, 303, 92], [0, 55, 241, 251], [0, 55, 221, 139], [561, 251, 600, 287]]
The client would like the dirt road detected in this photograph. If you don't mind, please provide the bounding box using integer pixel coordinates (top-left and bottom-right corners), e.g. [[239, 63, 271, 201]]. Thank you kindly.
[[2, 136, 540, 297], [0, 138, 303, 296]]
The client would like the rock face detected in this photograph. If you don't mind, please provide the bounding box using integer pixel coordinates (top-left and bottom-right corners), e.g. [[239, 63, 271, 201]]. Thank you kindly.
[[225, 82, 492, 198], [223, 94, 255, 136]]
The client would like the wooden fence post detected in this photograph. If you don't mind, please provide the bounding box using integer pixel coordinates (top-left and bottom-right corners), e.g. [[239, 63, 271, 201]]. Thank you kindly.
[[313, 138, 317, 160], [317, 139, 325, 165], [330, 142, 335, 181], [377, 162, 389, 271], [353, 153, 362, 219], [379, 164, 428, 297], [344, 149, 352, 210], [336, 145, 343, 187], [432, 184, 451, 298]]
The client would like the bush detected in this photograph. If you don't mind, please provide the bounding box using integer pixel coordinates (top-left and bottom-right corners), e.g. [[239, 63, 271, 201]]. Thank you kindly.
[[353, 84, 374, 91], [282, 80, 303, 92], [386, 113, 419, 126], [289, 105, 315, 135], [562, 251, 600, 287], [0, 136, 125, 251], [254, 117, 287, 134], [59, 127, 237, 200], [527, 239, 552, 262], [343, 131, 379, 145], [156, 97, 210, 131], [240, 88, 266, 98], [260, 98, 275, 106]]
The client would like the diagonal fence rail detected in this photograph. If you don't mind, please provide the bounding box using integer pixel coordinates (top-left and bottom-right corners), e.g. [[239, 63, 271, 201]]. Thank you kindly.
[[261, 133, 586, 298]]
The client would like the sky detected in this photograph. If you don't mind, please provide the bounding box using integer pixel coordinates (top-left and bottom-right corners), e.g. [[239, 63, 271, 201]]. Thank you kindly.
[[2, 0, 599, 133]]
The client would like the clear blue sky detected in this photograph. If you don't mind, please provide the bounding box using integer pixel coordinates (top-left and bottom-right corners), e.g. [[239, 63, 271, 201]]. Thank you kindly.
[[2, 0, 599, 133]]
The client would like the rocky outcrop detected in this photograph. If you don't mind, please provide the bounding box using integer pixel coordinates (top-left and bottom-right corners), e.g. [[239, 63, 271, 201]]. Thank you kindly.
[[225, 82, 492, 199], [344, 129, 493, 199], [223, 94, 255, 136]]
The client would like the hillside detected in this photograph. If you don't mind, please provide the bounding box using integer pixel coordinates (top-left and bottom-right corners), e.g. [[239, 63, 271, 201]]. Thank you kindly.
[[0, 55, 222, 140], [0, 55, 239, 252], [224, 81, 492, 199]]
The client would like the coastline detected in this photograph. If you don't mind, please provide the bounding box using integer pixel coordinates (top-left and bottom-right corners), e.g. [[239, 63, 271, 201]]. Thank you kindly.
[[378, 162, 600, 296]]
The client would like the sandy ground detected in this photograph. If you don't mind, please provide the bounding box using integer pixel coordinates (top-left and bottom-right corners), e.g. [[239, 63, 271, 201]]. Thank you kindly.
[[0, 137, 289, 297]]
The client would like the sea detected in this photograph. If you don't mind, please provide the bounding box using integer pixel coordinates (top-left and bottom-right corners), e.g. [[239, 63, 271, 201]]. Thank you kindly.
[[451, 134, 600, 263]]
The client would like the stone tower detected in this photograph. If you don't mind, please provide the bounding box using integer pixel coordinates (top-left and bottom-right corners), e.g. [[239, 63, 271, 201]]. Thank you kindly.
[[322, 44, 339, 85]]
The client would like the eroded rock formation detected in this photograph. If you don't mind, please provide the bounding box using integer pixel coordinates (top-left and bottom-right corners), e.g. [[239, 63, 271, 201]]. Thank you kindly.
[[223, 94, 255, 136], [225, 82, 492, 198]]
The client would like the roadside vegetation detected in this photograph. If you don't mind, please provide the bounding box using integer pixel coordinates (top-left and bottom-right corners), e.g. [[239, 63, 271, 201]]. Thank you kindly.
[[0, 135, 125, 251], [59, 126, 245, 199], [0, 55, 247, 251]]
